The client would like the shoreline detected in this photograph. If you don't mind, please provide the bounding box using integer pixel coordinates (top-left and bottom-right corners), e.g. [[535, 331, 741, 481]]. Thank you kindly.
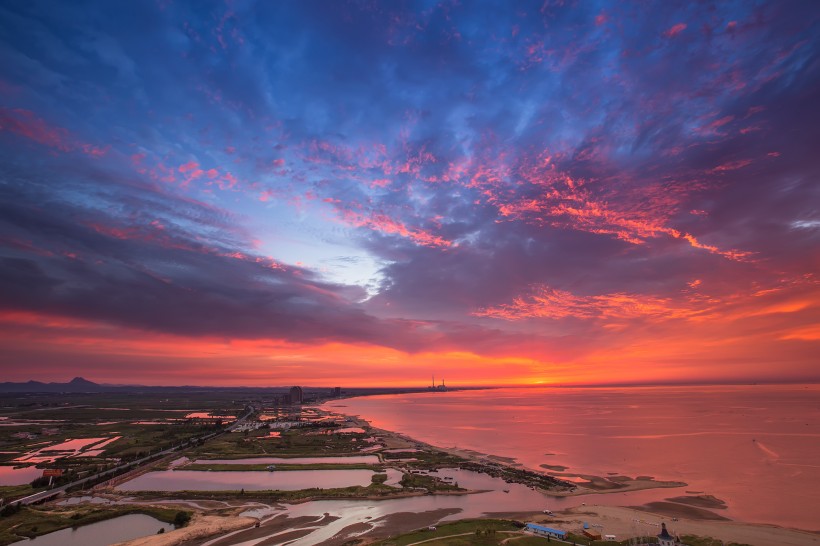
[[328, 405, 820, 544], [30, 400, 819, 546], [348, 413, 688, 498]]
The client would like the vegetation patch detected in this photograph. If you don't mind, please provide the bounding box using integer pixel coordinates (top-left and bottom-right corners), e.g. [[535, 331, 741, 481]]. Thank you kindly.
[[373, 518, 520, 546]]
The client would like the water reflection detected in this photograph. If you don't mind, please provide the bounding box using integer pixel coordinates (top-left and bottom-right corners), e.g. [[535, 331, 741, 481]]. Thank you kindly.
[[9, 514, 172, 546], [327, 384, 820, 530], [0, 465, 42, 486], [197, 455, 379, 465], [118, 469, 377, 491]]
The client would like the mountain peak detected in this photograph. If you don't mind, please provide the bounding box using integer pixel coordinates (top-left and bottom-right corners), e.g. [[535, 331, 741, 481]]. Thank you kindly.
[[68, 377, 96, 385]]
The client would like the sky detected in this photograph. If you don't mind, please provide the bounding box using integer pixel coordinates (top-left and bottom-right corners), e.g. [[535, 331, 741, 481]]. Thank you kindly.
[[0, 0, 818, 387]]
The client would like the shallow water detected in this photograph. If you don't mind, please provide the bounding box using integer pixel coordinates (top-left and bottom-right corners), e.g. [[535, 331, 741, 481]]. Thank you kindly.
[[223, 474, 675, 546], [8, 514, 172, 546], [326, 384, 820, 530], [197, 455, 379, 465], [0, 465, 41, 485], [118, 469, 377, 491], [14, 437, 111, 464]]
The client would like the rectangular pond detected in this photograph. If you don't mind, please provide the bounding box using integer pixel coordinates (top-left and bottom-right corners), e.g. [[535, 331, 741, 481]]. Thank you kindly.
[[0, 465, 42, 486], [196, 455, 379, 465], [118, 469, 377, 491]]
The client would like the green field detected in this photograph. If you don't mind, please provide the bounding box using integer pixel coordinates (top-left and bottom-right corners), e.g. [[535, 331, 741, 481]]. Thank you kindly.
[[373, 519, 521, 546]]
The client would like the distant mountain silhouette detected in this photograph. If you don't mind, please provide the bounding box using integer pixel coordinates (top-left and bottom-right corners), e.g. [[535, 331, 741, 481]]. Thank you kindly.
[[0, 379, 469, 395], [0, 377, 107, 393]]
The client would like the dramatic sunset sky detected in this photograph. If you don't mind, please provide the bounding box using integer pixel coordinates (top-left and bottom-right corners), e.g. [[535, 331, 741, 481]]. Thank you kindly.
[[0, 1, 818, 386]]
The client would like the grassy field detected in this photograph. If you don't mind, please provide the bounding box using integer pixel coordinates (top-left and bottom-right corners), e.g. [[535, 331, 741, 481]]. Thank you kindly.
[[679, 536, 753, 546], [372, 521, 757, 546], [185, 427, 375, 460], [382, 449, 467, 467], [373, 519, 521, 546], [0, 484, 45, 501], [0, 505, 189, 546]]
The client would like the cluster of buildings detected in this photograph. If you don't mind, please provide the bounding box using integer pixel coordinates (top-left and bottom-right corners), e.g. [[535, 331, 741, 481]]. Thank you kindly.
[[11, 427, 60, 441], [261, 385, 343, 406]]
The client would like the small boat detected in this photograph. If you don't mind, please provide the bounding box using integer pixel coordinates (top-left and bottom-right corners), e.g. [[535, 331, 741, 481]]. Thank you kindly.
[[503, 489, 510, 493]]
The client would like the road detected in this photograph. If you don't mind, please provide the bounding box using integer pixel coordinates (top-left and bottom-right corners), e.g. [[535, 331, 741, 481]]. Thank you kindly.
[[10, 407, 254, 506]]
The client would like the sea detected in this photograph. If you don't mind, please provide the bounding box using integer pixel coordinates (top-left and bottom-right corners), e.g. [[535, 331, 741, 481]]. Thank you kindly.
[[326, 384, 820, 531]]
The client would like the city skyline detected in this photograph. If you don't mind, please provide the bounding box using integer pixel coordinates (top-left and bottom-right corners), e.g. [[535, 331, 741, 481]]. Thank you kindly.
[[0, 1, 818, 386]]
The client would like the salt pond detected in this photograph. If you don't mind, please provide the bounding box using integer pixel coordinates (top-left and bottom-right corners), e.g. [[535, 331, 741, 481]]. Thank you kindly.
[[118, 469, 377, 491], [0, 465, 42, 486], [14, 437, 110, 464], [196, 455, 379, 465]]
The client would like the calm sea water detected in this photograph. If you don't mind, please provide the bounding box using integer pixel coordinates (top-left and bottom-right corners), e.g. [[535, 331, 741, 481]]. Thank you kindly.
[[328, 384, 820, 531]]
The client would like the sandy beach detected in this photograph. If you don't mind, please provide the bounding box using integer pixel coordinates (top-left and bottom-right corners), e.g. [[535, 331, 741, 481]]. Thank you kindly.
[[112, 515, 257, 546]]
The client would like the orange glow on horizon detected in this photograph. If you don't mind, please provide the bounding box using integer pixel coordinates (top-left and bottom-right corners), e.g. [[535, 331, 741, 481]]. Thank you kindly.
[[1, 304, 818, 387]]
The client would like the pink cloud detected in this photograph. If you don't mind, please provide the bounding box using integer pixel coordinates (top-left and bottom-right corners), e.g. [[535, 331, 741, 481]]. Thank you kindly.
[[476, 274, 814, 323], [456, 147, 751, 261], [370, 178, 391, 188], [0, 108, 107, 157], [663, 23, 687, 38], [475, 285, 705, 322], [710, 159, 753, 173], [337, 208, 452, 248]]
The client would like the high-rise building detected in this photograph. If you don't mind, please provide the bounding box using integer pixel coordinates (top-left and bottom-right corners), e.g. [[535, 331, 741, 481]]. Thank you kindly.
[[289, 385, 303, 404]]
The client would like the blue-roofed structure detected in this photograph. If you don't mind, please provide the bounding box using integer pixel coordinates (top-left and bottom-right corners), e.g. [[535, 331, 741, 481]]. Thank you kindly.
[[525, 523, 567, 539]]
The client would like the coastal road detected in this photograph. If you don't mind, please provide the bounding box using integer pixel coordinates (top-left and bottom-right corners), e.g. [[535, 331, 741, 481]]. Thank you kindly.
[[10, 407, 255, 506]]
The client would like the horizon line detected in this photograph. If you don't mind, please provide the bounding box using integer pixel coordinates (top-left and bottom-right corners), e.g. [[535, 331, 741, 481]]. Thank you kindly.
[[4, 377, 819, 390]]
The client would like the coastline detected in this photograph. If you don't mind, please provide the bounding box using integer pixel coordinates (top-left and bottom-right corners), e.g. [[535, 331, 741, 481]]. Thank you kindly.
[[348, 413, 687, 498], [328, 406, 820, 546], [26, 398, 818, 546]]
